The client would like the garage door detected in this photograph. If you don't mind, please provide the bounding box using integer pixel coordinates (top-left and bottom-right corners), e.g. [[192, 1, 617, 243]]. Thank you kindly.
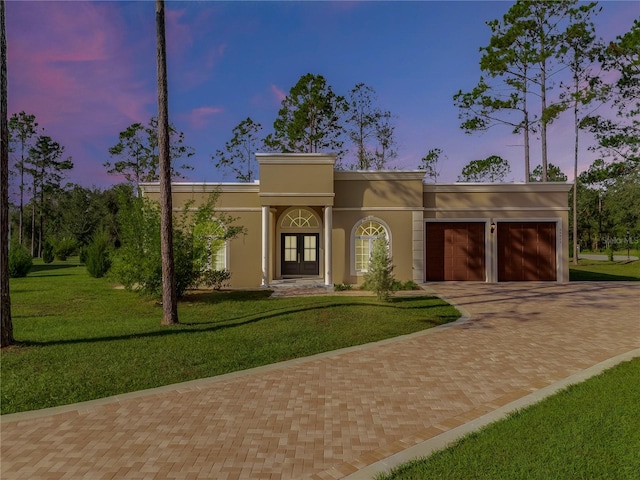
[[497, 222, 556, 281], [426, 223, 485, 281]]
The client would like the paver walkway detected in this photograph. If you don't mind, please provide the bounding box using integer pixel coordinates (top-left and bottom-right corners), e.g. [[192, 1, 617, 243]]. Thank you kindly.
[[2, 282, 639, 480]]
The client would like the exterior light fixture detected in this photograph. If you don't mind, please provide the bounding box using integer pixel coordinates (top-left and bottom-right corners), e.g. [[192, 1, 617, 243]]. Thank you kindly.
[[490, 222, 496, 234]]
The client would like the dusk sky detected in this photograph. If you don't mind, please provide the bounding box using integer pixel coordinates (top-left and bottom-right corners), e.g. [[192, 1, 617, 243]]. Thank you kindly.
[[6, 1, 639, 190]]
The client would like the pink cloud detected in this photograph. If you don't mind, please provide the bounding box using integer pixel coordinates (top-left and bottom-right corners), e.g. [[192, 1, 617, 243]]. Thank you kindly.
[[185, 106, 225, 129], [271, 84, 287, 103]]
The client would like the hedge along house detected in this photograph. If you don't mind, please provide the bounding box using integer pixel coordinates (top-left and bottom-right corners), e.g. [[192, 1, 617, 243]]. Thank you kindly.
[[140, 153, 573, 288]]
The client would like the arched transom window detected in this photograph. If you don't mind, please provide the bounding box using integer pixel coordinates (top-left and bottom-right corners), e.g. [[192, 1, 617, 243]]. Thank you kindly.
[[281, 208, 319, 228], [354, 219, 389, 273]]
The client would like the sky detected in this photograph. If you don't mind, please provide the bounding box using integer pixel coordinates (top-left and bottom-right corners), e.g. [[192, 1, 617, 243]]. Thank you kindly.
[[6, 0, 639, 190]]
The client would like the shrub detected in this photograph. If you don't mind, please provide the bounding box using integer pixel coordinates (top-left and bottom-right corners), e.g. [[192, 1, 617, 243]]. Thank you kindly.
[[86, 232, 112, 278], [201, 269, 232, 290], [9, 243, 33, 278], [42, 240, 54, 264], [54, 237, 77, 261], [363, 239, 395, 302], [79, 246, 88, 264], [333, 283, 352, 291]]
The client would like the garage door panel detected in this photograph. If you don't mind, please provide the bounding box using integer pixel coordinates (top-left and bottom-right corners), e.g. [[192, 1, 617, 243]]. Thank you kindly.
[[498, 222, 556, 281], [426, 223, 485, 281]]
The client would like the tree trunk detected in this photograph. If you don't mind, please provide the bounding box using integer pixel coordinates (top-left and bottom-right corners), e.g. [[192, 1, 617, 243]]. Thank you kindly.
[[572, 77, 579, 265], [1, 0, 14, 348], [156, 0, 178, 325]]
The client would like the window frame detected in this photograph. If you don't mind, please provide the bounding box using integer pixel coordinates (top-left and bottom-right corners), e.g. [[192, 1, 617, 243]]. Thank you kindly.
[[350, 217, 391, 275]]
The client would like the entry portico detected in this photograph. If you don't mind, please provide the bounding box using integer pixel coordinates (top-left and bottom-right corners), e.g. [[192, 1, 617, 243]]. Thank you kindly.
[[257, 153, 335, 287]]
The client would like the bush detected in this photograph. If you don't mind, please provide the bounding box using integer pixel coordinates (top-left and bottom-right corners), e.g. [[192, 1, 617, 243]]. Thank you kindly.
[[9, 243, 33, 278], [86, 233, 112, 278], [363, 239, 395, 302], [42, 240, 54, 264], [54, 237, 77, 261], [201, 269, 232, 290], [79, 246, 88, 264], [333, 283, 352, 291]]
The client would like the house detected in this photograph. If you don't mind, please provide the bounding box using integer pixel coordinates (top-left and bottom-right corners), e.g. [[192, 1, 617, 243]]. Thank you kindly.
[[140, 153, 572, 288]]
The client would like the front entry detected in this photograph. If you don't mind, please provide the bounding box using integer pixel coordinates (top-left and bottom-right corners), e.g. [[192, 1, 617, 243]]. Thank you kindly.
[[281, 233, 319, 276]]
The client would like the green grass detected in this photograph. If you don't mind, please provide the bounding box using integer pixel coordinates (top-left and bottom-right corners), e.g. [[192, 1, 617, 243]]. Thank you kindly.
[[377, 358, 640, 480], [1, 259, 460, 415], [570, 258, 640, 281]]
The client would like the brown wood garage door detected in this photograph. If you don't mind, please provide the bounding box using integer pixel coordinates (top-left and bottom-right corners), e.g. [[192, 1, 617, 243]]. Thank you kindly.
[[497, 222, 556, 281], [426, 223, 485, 281]]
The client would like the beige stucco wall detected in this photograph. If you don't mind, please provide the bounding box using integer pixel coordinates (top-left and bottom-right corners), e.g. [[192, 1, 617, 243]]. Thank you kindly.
[[423, 183, 572, 282]]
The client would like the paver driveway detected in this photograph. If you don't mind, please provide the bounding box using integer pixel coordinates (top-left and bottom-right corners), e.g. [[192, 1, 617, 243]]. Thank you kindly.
[[2, 282, 639, 480]]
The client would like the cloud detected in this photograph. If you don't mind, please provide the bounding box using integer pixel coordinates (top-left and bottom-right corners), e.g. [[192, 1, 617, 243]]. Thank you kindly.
[[270, 84, 287, 103], [185, 106, 225, 129]]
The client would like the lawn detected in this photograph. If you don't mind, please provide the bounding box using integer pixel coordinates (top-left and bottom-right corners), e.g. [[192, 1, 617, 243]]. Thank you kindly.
[[1, 259, 460, 415], [570, 258, 640, 281], [377, 358, 640, 480]]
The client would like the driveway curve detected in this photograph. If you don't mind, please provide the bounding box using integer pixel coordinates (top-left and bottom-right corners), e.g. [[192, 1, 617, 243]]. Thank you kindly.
[[2, 282, 639, 480]]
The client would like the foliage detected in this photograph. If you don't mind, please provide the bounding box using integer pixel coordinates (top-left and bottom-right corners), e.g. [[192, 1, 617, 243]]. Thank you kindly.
[[530, 163, 567, 182], [111, 192, 245, 298], [1, 260, 460, 413], [85, 232, 112, 278], [420, 148, 445, 182], [41, 240, 54, 264], [264, 73, 348, 158], [376, 359, 640, 480], [200, 269, 232, 290], [333, 283, 352, 291], [583, 19, 639, 164], [8, 242, 32, 278], [105, 116, 194, 193], [363, 238, 395, 302], [459, 155, 511, 182], [53, 237, 77, 261], [212, 117, 262, 182]]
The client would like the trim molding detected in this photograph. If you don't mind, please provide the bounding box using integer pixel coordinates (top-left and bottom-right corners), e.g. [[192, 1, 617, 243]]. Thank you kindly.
[[259, 192, 335, 198], [424, 206, 570, 212], [336, 171, 426, 181], [334, 207, 423, 212], [423, 183, 573, 193]]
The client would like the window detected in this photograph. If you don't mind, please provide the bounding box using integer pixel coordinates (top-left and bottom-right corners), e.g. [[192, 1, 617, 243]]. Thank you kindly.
[[281, 208, 319, 228], [353, 219, 389, 273], [194, 221, 227, 270]]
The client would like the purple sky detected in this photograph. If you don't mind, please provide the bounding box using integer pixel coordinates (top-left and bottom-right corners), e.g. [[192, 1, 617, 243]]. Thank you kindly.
[[6, 1, 639, 190]]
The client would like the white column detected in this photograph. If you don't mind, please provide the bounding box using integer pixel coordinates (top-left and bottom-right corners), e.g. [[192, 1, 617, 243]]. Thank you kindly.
[[261, 205, 270, 287], [324, 206, 333, 286]]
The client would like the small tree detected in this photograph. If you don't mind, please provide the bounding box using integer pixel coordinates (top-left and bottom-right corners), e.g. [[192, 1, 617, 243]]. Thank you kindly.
[[364, 238, 395, 302], [459, 155, 511, 182], [420, 148, 445, 182], [530, 163, 568, 182]]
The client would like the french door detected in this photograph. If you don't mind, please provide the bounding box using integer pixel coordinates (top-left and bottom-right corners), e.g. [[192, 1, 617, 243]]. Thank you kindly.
[[281, 233, 319, 276]]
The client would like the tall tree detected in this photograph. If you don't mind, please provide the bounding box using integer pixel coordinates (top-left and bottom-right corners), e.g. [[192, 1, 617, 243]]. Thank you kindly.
[[264, 73, 348, 157], [156, 0, 178, 325], [456, 0, 578, 182], [105, 116, 194, 194], [557, 2, 602, 264], [372, 110, 397, 170], [459, 155, 511, 182], [212, 117, 262, 182], [420, 147, 445, 182], [8, 111, 39, 245], [1, 0, 14, 348], [28, 136, 73, 257]]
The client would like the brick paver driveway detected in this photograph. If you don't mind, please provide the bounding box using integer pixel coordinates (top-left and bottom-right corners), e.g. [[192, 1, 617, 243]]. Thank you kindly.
[[2, 282, 639, 480]]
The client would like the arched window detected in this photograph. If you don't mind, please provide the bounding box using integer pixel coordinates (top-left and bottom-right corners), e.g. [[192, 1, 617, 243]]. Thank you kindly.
[[353, 218, 390, 273], [281, 208, 319, 228], [194, 220, 227, 270]]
